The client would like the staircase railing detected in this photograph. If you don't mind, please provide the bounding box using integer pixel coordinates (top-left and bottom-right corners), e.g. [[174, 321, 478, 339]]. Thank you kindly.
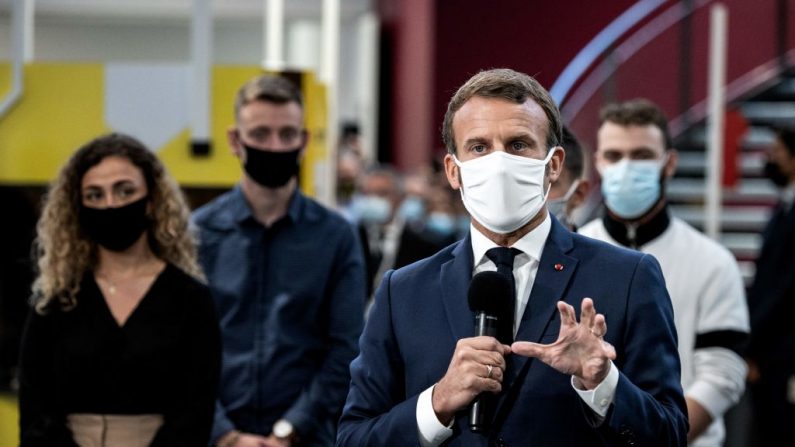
[[551, 0, 795, 151]]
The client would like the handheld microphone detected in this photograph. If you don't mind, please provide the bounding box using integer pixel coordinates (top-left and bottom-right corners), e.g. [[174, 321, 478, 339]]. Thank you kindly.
[[467, 271, 513, 433]]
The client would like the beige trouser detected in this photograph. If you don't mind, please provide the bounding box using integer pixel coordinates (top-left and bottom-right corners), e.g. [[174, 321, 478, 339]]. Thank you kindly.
[[67, 414, 164, 447]]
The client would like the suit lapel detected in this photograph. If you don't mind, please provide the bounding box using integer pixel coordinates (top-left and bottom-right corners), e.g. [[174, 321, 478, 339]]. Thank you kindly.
[[440, 234, 476, 343]]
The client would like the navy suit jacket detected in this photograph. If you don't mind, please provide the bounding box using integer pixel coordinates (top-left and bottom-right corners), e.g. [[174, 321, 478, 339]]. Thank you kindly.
[[337, 218, 687, 446]]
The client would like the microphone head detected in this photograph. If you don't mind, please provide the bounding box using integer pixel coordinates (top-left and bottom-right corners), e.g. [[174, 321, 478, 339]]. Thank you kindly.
[[468, 270, 513, 315]]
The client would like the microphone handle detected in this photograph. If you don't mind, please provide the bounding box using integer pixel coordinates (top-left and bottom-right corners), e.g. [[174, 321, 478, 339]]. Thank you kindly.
[[470, 311, 498, 432], [475, 311, 498, 338]]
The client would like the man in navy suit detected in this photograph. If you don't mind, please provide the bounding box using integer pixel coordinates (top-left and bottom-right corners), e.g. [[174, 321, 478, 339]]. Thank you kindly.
[[336, 68, 688, 446]]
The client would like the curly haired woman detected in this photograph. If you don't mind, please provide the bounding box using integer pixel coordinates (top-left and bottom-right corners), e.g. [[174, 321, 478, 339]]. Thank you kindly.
[[18, 133, 221, 446]]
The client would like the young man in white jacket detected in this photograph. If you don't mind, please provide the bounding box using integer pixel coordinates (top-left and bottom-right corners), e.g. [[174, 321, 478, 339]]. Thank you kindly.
[[579, 99, 750, 447]]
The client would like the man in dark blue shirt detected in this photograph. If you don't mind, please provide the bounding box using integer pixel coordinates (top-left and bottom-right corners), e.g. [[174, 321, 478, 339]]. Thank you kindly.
[[194, 74, 366, 447]]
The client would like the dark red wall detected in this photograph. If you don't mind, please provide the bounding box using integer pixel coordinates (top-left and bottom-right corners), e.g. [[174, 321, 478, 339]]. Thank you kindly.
[[432, 0, 638, 147], [380, 0, 638, 169], [430, 0, 637, 164]]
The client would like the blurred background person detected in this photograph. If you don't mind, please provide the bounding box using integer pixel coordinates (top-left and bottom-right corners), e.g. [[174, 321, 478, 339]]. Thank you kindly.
[[194, 74, 366, 447], [398, 169, 432, 226], [746, 125, 795, 446], [579, 99, 750, 446], [335, 123, 367, 218], [547, 126, 591, 231], [350, 166, 404, 298], [352, 165, 458, 301], [18, 133, 220, 446]]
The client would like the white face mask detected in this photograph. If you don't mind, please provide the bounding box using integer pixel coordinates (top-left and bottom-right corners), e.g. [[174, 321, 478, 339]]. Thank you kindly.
[[454, 148, 557, 234]]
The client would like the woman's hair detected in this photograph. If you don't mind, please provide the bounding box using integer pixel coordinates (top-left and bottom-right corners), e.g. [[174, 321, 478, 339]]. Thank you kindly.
[[32, 133, 204, 313]]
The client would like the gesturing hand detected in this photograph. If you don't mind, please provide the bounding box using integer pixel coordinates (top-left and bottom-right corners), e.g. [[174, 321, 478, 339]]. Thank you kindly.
[[432, 336, 511, 425], [511, 298, 616, 389]]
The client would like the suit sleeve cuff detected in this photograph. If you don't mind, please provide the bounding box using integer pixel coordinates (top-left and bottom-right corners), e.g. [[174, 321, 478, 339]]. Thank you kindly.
[[571, 361, 619, 418], [211, 401, 236, 445], [416, 385, 454, 447]]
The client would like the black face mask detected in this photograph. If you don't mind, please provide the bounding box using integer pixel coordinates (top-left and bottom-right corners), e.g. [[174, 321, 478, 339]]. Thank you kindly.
[[80, 196, 150, 252], [764, 160, 789, 187], [242, 143, 301, 188]]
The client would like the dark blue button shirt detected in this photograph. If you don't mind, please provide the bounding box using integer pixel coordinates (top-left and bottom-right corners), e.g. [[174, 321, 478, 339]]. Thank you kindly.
[[193, 186, 366, 445]]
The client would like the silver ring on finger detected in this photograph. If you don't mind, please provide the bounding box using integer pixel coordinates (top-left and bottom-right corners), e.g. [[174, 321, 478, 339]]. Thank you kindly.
[[486, 364, 494, 379]]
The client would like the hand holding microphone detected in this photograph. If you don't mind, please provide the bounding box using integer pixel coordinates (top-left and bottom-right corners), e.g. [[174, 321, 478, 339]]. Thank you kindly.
[[430, 271, 514, 430]]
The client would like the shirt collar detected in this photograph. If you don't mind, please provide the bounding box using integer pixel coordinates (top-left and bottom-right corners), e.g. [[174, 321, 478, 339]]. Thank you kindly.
[[229, 184, 304, 226], [470, 213, 552, 268], [602, 203, 671, 249]]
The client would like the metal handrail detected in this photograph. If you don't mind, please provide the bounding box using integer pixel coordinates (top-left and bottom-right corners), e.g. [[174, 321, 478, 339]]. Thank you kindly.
[[0, 0, 27, 119], [549, 0, 667, 106]]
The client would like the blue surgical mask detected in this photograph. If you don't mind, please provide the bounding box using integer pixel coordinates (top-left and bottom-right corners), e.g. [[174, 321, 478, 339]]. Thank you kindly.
[[426, 212, 455, 237], [352, 194, 392, 225], [456, 215, 471, 237], [397, 196, 425, 222], [600, 159, 664, 219]]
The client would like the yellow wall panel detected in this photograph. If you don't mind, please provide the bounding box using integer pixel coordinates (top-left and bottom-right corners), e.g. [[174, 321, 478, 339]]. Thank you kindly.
[[0, 63, 108, 184], [0, 393, 18, 447], [300, 70, 328, 198], [0, 63, 10, 98], [0, 63, 328, 194]]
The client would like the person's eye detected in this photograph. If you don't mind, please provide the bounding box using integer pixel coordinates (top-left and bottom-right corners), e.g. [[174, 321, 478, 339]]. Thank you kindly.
[[510, 141, 529, 151], [249, 129, 269, 142], [470, 144, 487, 154], [280, 128, 299, 143], [84, 191, 102, 202], [634, 152, 656, 160], [119, 187, 136, 198]]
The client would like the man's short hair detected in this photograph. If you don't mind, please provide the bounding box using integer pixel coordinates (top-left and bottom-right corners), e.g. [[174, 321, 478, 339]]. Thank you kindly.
[[442, 68, 562, 154], [774, 125, 795, 157], [234, 74, 303, 119], [599, 99, 673, 149], [561, 125, 585, 179]]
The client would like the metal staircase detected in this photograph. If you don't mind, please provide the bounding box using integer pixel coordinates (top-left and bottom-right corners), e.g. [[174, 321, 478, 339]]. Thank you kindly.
[[670, 75, 795, 284]]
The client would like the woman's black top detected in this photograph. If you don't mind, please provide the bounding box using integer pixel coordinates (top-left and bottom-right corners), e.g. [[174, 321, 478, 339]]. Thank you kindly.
[[19, 263, 221, 446]]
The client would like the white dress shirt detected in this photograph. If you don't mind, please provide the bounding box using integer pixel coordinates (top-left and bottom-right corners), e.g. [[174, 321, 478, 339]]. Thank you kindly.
[[416, 213, 618, 446]]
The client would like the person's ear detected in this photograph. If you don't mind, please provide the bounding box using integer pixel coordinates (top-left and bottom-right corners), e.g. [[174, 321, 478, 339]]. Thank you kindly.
[[547, 147, 565, 183], [444, 153, 462, 190], [663, 149, 678, 178], [228, 127, 244, 160]]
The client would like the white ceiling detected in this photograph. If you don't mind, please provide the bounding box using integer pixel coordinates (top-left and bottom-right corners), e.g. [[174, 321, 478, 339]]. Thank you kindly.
[[0, 0, 374, 24]]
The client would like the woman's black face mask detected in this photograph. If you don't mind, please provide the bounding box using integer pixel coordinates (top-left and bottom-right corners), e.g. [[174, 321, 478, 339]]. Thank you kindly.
[[242, 143, 301, 188], [80, 196, 150, 252]]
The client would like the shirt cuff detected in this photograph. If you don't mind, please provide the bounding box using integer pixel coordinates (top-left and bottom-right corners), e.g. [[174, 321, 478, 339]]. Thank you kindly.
[[571, 361, 619, 418], [416, 385, 454, 447]]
